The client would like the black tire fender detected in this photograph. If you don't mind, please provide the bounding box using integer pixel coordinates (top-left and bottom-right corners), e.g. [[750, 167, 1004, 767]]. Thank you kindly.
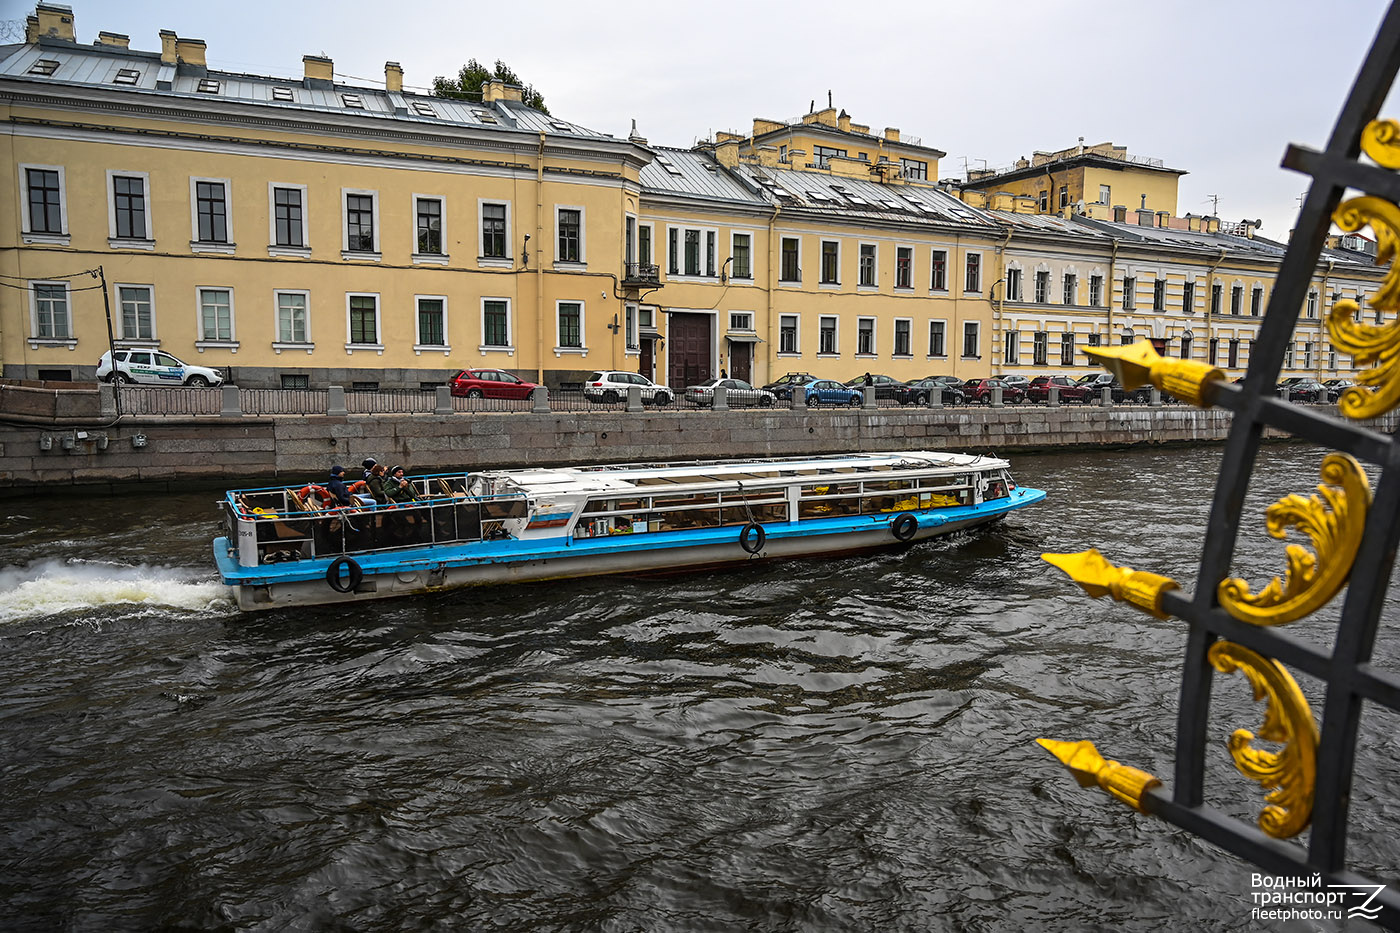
[[739, 522, 766, 554], [891, 513, 918, 542], [326, 556, 363, 593]]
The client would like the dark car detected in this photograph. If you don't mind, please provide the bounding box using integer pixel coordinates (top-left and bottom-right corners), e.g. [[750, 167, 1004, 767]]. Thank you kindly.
[[762, 372, 820, 400], [963, 377, 1026, 405], [1026, 375, 1090, 403], [802, 379, 863, 407], [1074, 372, 1152, 403], [450, 368, 539, 399], [1279, 378, 1331, 403], [843, 373, 908, 401], [895, 377, 966, 406]]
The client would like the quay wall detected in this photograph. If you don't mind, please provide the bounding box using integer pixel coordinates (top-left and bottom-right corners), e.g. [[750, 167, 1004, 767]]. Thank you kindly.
[[3, 403, 1391, 493]]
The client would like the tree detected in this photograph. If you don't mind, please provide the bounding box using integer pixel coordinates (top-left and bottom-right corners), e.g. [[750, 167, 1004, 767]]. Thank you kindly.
[[431, 59, 548, 114]]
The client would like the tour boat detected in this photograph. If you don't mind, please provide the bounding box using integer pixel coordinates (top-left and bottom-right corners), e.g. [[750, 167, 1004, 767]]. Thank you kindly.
[[213, 451, 1046, 611]]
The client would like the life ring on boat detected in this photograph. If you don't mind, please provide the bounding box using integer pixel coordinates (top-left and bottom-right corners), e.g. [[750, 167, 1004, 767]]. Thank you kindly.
[[326, 556, 363, 593], [891, 513, 919, 542], [297, 484, 338, 508], [739, 522, 766, 554]]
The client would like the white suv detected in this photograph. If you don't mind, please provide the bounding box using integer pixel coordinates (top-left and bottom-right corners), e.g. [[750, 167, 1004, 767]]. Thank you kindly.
[[582, 371, 673, 405], [96, 350, 225, 387]]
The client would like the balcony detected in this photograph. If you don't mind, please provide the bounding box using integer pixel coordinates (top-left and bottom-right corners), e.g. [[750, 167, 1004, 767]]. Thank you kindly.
[[622, 262, 661, 286]]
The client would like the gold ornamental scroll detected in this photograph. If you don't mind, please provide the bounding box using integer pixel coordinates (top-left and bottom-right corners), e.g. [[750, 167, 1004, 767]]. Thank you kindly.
[[1327, 190, 1400, 419]]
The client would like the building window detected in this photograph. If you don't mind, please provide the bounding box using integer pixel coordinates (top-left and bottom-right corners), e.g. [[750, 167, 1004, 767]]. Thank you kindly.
[[1120, 328, 1135, 346], [1251, 287, 1263, 316], [901, 158, 927, 180], [858, 244, 877, 287], [1183, 281, 1195, 312], [1284, 341, 1295, 368], [417, 297, 446, 347], [481, 202, 509, 259], [625, 304, 638, 350], [194, 180, 229, 243], [416, 197, 443, 255], [1089, 274, 1103, 307], [32, 282, 71, 341], [965, 254, 981, 293], [348, 294, 379, 346], [1231, 285, 1243, 316], [893, 319, 911, 356], [118, 285, 154, 340], [277, 292, 308, 344], [112, 173, 148, 241], [272, 186, 304, 248], [781, 238, 800, 282], [729, 312, 753, 331], [1060, 332, 1075, 365], [280, 374, 309, 389], [963, 321, 980, 358], [557, 207, 582, 263], [857, 318, 875, 355], [821, 241, 840, 284], [1153, 279, 1166, 311], [670, 227, 715, 276], [1122, 276, 1136, 310], [1306, 290, 1318, 318], [112, 69, 139, 85], [1211, 283, 1223, 315], [732, 233, 752, 279], [638, 224, 652, 266], [1181, 334, 1193, 359], [345, 192, 376, 252], [271, 86, 294, 102], [1087, 333, 1101, 348], [896, 247, 912, 289], [1304, 341, 1314, 368], [929, 320, 946, 357], [931, 250, 947, 291], [482, 299, 511, 348], [1058, 185, 1069, 208], [24, 167, 63, 234], [1063, 273, 1077, 305], [1035, 271, 1050, 304], [779, 314, 799, 354], [1033, 331, 1048, 365], [684, 230, 700, 275], [1006, 267, 1023, 301], [1038, 190, 1049, 212], [199, 288, 234, 342], [818, 316, 838, 354], [1004, 331, 1020, 365], [812, 145, 846, 168], [1209, 337, 1219, 365], [557, 301, 583, 349], [706, 230, 716, 277], [1228, 338, 1240, 368]]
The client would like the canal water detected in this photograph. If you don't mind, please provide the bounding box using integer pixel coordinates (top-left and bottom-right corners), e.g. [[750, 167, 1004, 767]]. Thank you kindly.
[[1, 443, 1395, 932]]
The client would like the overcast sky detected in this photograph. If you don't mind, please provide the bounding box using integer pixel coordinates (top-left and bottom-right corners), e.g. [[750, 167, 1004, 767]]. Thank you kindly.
[[20, 0, 1397, 241]]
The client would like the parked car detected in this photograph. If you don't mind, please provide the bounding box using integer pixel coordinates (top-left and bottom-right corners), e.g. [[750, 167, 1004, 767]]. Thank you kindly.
[[762, 372, 820, 400], [963, 377, 1026, 405], [1001, 375, 1031, 392], [843, 373, 908, 401], [96, 349, 224, 387], [801, 379, 864, 407], [895, 377, 966, 406], [449, 368, 539, 399], [685, 378, 776, 407], [1322, 378, 1354, 398], [583, 371, 673, 405], [1278, 378, 1332, 403], [1074, 372, 1151, 403], [1026, 375, 1091, 403]]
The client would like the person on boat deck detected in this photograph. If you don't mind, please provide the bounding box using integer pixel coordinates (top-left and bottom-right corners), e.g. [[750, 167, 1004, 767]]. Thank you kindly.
[[325, 465, 356, 507], [386, 465, 418, 503], [365, 463, 390, 504], [360, 458, 378, 481]]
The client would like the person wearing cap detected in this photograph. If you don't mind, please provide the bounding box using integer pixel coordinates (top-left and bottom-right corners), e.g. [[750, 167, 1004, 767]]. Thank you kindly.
[[360, 457, 378, 481], [326, 465, 355, 506], [386, 465, 418, 503]]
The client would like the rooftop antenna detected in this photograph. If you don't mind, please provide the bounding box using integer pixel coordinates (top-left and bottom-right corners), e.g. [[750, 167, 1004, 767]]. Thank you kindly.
[[1206, 194, 1220, 215], [827, 89, 832, 109], [809, 99, 815, 113]]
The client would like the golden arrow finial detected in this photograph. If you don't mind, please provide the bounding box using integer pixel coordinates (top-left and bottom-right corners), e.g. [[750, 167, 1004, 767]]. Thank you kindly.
[[1036, 738, 1162, 814], [1083, 340, 1225, 408], [1042, 548, 1180, 619]]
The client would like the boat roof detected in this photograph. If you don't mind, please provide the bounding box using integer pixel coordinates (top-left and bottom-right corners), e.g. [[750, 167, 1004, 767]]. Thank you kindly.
[[487, 451, 1006, 496]]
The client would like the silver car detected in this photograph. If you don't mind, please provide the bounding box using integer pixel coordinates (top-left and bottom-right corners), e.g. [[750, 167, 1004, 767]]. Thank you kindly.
[[582, 370, 674, 405], [684, 378, 777, 407]]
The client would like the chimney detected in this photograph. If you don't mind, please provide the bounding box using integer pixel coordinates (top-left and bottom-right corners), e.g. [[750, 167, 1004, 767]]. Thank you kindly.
[[159, 29, 177, 63], [884, 127, 900, 143], [714, 137, 740, 168], [25, 15, 38, 43], [303, 54, 333, 89], [482, 79, 523, 104], [1156, 211, 1170, 228], [1187, 215, 1202, 233], [384, 61, 403, 93], [991, 193, 1014, 211], [1112, 205, 1127, 222], [838, 112, 851, 132], [787, 147, 806, 166], [174, 37, 207, 72], [1136, 209, 1154, 226], [95, 31, 130, 48], [757, 145, 780, 167], [629, 119, 649, 146], [1205, 217, 1220, 234], [34, 3, 75, 42]]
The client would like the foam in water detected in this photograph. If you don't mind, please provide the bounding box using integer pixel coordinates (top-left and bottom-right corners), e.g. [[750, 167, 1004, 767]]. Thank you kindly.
[[0, 558, 234, 624]]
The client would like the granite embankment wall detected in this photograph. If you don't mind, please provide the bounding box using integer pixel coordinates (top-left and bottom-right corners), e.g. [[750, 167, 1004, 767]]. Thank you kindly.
[[5, 388, 1390, 493]]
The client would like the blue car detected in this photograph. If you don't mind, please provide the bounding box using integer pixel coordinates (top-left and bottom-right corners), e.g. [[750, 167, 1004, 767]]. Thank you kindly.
[[802, 379, 863, 407]]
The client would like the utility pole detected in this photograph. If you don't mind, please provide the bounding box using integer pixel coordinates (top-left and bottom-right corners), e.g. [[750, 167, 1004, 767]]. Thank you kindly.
[[96, 265, 120, 416]]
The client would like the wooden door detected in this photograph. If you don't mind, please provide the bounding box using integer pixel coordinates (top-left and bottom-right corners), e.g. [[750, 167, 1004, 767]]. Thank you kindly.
[[730, 341, 752, 382], [667, 313, 712, 389]]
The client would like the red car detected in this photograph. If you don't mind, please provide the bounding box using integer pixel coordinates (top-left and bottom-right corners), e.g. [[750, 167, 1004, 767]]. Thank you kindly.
[[963, 377, 1026, 404], [449, 368, 539, 399], [1026, 375, 1091, 403]]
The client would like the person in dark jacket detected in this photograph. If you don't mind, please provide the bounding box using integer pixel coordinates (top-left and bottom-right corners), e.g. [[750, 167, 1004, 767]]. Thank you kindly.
[[360, 457, 378, 481], [386, 465, 418, 503], [326, 465, 355, 506], [365, 463, 390, 504]]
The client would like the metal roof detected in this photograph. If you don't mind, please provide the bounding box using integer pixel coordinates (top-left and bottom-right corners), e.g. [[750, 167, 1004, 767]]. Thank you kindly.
[[638, 147, 769, 204]]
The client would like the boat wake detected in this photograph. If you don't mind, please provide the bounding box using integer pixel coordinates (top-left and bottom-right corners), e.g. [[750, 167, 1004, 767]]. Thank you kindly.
[[0, 558, 234, 624]]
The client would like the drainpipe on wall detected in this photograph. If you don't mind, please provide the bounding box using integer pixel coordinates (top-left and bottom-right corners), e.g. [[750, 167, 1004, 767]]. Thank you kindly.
[[1318, 258, 1335, 378], [1106, 239, 1119, 344], [992, 226, 1013, 375], [535, 132, 546, 383], [1204, 247, 1226, 365], [766, 202, 782, 385]]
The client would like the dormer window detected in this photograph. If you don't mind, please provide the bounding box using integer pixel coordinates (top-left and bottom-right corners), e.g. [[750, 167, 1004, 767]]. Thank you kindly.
[[341, 93, 363, 109], [271, 86, 294, 101], [470, 108, 496, 124], [412, 101, 437, 117], [113, 69, 140, 85], [29, 59, 59, 76], [549, 121, 572, 132], [197, 78, 220, 94]]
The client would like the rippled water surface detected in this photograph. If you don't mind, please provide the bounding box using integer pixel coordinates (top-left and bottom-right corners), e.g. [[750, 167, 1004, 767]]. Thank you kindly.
[[1, 443, 1396, 932]]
